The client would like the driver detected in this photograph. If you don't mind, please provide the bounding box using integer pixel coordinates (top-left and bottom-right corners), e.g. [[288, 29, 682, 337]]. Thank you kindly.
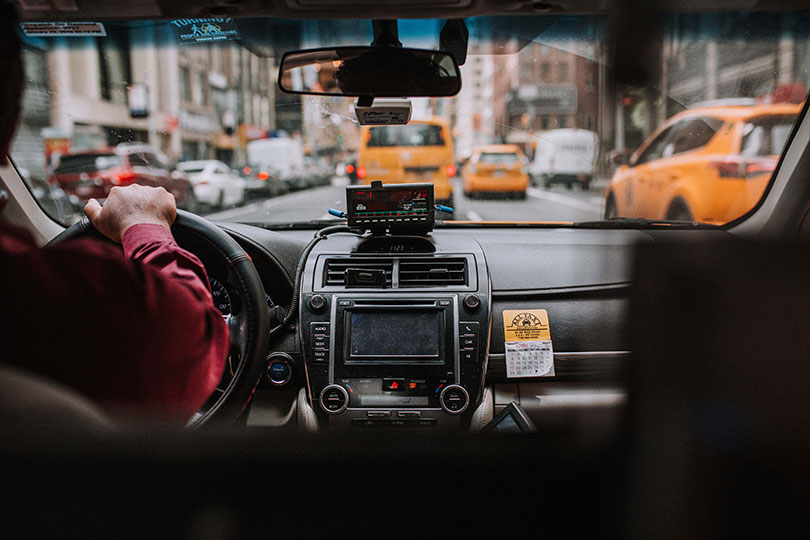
[[0, 1, 229, 424]]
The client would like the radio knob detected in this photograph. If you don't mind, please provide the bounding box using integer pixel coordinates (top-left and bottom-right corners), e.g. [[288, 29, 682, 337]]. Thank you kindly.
[[463, 294, 481, 310], [309, 294, 327, 312], [439, 384, 469, 414], [319, 384, 349, 414]]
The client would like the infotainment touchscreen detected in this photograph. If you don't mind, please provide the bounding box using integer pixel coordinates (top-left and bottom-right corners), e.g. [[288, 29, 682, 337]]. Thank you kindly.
[[347, 310, 442, 363]]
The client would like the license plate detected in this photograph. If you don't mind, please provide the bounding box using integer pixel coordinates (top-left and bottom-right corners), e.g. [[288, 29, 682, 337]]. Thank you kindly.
[[494, 170, 506, 177]]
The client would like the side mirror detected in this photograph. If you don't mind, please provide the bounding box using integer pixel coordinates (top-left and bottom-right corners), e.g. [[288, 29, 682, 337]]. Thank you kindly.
[[611, 149, 633, 166]]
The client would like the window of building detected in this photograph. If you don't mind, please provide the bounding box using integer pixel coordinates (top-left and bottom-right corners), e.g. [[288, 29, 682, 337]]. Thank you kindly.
[[541, 63, 551, 82], [558, 63, 569, 82], [97, 32, 132, 104], [180, 67, 192, 103]]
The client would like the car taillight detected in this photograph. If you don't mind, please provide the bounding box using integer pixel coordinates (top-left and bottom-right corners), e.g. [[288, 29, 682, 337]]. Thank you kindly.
[[258, 171, 270, 181], [243, 166, 252, 175], [356, 166, 367, 179], [711, 158, 774, 179], [346, 164, 355, 174], [446, 165, 457, 177], [113, 171, 136, 185]]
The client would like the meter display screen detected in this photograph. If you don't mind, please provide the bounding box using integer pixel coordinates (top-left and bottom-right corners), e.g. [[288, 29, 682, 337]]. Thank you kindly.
[[346, 183, 434, 232]]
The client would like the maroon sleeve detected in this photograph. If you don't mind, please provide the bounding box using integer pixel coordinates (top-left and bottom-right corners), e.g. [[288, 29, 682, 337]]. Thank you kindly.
[[0, 222, 229, 422]]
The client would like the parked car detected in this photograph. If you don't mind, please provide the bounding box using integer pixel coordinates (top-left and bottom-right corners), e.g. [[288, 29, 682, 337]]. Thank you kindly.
[[530, 128, 599, 190], [175, 160, 245, 209], [303, 156, 333, 188], [605, 103, 801, 223], [239, 164, 288, 200], [246, 138, 307, 192], [462, 144, 530, 199], [50, 144, 199, 212], [356, 118, 456, 208]]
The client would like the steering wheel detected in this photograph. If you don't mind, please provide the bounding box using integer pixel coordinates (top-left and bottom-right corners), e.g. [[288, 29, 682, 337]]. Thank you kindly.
[[47, 210, 270, 428]]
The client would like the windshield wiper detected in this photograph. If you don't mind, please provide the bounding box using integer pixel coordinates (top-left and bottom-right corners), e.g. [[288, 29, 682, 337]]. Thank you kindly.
[[573, 217, 721, 229]]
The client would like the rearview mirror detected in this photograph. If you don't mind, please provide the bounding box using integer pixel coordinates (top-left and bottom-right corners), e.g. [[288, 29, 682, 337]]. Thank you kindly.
[[278, 46, 462, 97]]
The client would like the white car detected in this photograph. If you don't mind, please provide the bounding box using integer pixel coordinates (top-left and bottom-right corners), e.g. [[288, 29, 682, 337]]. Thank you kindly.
[[175, 160, 245, 208]]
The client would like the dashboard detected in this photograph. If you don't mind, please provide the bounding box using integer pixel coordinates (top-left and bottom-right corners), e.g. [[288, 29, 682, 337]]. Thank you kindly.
[[191, 221, 730, 436]]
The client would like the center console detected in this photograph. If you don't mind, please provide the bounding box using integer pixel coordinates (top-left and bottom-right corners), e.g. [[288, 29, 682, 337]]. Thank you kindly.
[[299, 233, 490, 430]]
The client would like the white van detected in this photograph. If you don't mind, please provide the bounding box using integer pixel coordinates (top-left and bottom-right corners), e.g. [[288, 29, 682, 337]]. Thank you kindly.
[[529, 129, 599, 190], [246, 137, 306, 190]]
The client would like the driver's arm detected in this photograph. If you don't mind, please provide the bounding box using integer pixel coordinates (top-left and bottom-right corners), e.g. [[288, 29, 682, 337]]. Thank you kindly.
[[1, 185, 229, 422]]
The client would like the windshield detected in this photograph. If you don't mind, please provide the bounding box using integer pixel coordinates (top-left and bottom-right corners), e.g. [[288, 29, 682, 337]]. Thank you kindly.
[[9, 12, 810, 227]]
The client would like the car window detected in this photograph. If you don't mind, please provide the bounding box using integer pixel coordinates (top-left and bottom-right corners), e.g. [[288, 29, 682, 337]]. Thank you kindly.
[[661, 117, 725, 158], [367, 125, 445, 147], [479, 152, 520, 164], [128, 153, 150, 168], [54, 154, 123, 174], [634, 126, 675, 165], [740, 115, 796, 157]]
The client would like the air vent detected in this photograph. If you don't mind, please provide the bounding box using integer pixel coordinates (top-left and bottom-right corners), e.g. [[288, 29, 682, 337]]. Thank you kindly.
[[324, 258, 393, 287], [398, 258, 468, 287]]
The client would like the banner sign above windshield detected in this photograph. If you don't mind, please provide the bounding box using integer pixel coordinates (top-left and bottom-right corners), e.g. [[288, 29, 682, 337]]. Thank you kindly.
[[20, 22, 106, 37], [171, 18, 241, 44]]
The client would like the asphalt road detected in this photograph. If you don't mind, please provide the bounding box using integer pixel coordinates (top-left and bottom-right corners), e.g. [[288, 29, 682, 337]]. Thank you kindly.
[[203, 176, 609, 225]]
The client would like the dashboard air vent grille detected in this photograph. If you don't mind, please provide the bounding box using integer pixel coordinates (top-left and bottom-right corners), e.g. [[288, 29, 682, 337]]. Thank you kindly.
[[398, 258, 468, 287], [324, 258, 394, 286]]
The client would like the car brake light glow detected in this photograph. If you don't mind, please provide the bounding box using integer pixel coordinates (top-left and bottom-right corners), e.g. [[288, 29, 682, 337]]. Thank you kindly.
[[356, 166, 367, 179], [258, 171, 270, 181], [243, 166, 252, 175], [711, 158, 774, 179], [345, 164, 355, 174], [446, 165, 457, 177], [113, 171, 136, 185]]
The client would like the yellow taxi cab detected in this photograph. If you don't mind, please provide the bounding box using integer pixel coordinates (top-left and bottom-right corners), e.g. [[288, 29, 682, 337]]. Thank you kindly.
[[462, 144, 530, 199], [356, 118, 456, 207], [605, 102, 801, 223]]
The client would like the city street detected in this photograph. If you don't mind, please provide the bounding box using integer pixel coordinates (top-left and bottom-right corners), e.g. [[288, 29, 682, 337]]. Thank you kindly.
[[203, 177, 609, 225]]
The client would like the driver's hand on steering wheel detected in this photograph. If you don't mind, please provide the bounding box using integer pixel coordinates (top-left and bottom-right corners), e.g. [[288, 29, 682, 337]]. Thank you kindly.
[[84, 185, 177, 243]]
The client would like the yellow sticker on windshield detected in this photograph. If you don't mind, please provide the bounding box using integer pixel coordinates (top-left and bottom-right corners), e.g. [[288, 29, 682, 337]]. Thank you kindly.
[[503, 309, 551, 341]]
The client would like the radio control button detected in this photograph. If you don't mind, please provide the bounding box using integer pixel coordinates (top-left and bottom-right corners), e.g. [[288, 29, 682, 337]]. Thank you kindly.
[[460, 349, 477, 363], [439, 384, 469, 414], [460, 335, 477, 349], [459, 322, 479, 336], [367, 410, 391, 418], [311, 323, 330, 335], [312, 334, 329, 350], [320, 384, 349, 414], [312, 349, 328, 363]]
